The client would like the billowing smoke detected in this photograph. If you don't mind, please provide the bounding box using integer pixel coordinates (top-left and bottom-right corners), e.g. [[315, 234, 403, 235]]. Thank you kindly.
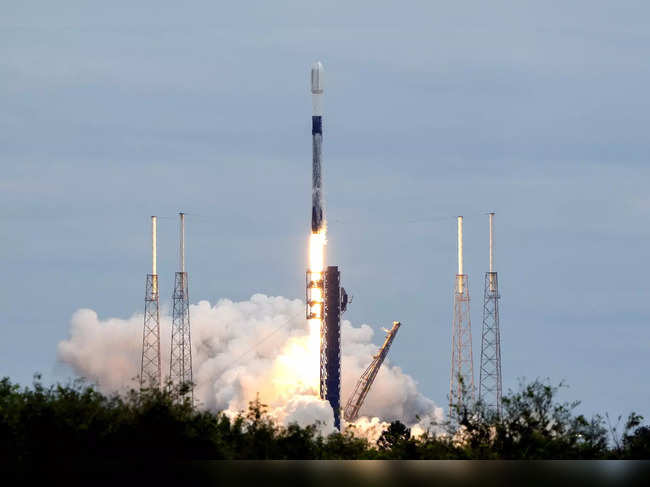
[[58, 294, 443, 439]]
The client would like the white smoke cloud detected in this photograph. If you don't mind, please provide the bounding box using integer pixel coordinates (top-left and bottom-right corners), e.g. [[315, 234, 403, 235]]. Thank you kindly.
[[57, 294, 443, 439]]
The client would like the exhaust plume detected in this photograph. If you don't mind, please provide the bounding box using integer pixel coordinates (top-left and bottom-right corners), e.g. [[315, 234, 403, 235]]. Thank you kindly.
[[58, 294, 443, 438]]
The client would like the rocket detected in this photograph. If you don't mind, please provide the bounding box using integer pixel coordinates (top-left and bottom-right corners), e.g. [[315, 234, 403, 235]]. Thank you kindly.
[[311, 61, 324, 233], [307, 61, 343, 430]]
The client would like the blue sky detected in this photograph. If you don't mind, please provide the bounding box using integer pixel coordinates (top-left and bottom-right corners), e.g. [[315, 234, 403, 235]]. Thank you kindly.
[[2, 1, 649, 420]]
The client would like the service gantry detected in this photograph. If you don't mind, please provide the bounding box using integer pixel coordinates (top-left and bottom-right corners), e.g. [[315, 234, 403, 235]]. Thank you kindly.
[[343, 321, 401, 423]]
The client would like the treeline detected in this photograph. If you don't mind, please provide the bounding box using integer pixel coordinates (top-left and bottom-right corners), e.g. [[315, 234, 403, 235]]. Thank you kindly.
[[0, 375, 648, 463]]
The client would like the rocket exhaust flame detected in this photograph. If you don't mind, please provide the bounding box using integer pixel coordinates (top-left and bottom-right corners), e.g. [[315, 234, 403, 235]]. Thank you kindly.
[[306, 230, 326, 389], [306, 232, 325, 321]]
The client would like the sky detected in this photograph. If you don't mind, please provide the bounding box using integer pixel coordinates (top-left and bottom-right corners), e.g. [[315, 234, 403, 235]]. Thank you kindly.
[[1, 1, 649, 421]]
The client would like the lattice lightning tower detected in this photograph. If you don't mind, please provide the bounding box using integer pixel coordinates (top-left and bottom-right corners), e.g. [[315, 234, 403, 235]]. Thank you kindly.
[[170, 212, 193, 400], [450, 216, 475, 413], [140, 216, 161, 389], [479, 212, 502, 415]]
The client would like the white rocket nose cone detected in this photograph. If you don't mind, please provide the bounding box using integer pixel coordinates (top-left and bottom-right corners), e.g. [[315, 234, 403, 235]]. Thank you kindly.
[[311, 61, 324, 94]]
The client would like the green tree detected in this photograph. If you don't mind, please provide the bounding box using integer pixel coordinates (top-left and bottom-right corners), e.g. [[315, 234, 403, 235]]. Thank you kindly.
[[0, 374, 647, 462], [376, 420, 420, 459], [321, 429, 374, 459]]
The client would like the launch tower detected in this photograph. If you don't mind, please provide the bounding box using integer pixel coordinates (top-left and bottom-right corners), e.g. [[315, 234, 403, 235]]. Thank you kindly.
[[140, 216, 161, 388], [322, 266, 342, 430], [479, 212, 502, 414], [170, 212, 193, 400], [450, 216, 475, 414]]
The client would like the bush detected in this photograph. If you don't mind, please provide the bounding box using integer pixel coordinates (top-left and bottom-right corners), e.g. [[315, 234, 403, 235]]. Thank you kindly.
[[0, 375, 647, 462]]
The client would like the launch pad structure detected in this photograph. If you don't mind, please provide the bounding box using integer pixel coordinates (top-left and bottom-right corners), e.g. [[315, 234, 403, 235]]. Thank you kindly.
[[170, 212, 193, 400], [306, 265, 342, 429], [479, 213, 503, 415], [322, 266, 342, 430], [140, 216, 161, 389], [344, 321, 401, 423], [450, 216, 475, 414]]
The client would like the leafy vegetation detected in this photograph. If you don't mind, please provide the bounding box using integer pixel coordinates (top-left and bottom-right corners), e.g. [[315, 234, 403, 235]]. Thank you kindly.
[[0, 375, 647, 463]]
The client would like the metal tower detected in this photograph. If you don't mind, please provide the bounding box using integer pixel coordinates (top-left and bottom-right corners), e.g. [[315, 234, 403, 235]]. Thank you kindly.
[[170, 212, 193, 399], [479, 212, 502, 415], [140, 216, 161, 389], [450, 216, 475, 414], [321, 266, 342, 430], [344, 321, 401, 423]]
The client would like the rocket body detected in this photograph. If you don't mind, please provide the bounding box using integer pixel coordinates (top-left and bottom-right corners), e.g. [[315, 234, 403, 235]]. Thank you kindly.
[[311, 61, 324, 233], [306, 61, 326, 322]]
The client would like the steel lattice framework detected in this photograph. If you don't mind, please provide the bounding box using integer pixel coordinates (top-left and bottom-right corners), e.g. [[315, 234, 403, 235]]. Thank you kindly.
[[321, 266, 341, 430], [479, 271, 502, 414], [140, 273, 161, 388], [170, 271, 192, 398], [450, 274, 475, 413], [169, 213, 193, 400], [343, 321, 401, 423], [140, 216, 161, 389], [479, 213, 502, 414]]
